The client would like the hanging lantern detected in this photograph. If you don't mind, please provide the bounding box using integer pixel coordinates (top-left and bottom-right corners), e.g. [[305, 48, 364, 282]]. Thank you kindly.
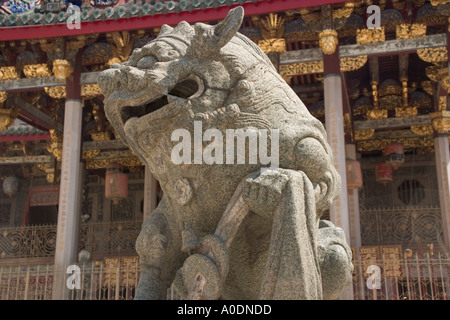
[[2, 176, 19, 198], [376, 162, 393, 187], [105, 163, 128, 205], [346, 159, 363, 189], [384, 143, 404, 170]]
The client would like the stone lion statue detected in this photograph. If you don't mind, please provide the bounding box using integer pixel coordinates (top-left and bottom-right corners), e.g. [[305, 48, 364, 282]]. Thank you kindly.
[[98, 6, 353, 300]]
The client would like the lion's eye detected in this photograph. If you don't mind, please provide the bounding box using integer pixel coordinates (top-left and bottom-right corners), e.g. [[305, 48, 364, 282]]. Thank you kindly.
[[136, 56, 157, 69], [169, 74, 205, 99]]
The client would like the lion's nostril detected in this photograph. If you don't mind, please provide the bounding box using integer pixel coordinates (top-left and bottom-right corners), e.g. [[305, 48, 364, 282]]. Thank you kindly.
[[122, 67, 148, 92]]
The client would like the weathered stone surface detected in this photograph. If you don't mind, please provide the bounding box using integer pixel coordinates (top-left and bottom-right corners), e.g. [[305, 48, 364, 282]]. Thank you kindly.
[[98, 6, 353, 300]]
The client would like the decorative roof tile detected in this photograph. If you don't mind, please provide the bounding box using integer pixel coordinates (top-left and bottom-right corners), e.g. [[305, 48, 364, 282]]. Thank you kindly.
[[0, 119, 48, 136], [0, 0, 264, 27]]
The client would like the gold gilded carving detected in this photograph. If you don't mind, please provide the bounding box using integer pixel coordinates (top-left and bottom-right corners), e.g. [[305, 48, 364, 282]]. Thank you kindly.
[[426, 68, 450, 92], [107, 31, 144, 65], [35, 163, 47, 172], [44, 86, 66, 99], [411, 125, 434, 136], [46, 129, 63, 161], [371, 80, 379, 109], [367, 79, 388, 119], [0, 108, 19, 132], [279, 61, 324, 82], [0, 66, 18, 80], [417, 47, 448, 64], [52, 59, 73, 82], [86, 157, 143, 169], [430, 110, 450, 134], [89, 102, 113, 140], [344, 113, 352, 137], [440, 72, 450, 92], [90, 131, 111, 141], [401, 77, 408, 107], [257, 38, 286, 54], [0, 92, 7, 104], [340, 56, 368, 72], [378, 85, 402, 97], [430, 0, 450, 5], [36, 162, 59, 183], [366, 109, 388, 120], [356, 27, 385, 44], [260, 13, 285, 39], [284, 30, 318, 42], [23, 64, 51, 78], [256, 13, 286, 54], [395, 107, 417, 117], [425, 65, 441, 82], [82, 149, 100, 159], [81, 84, 102, 99], [333, 2, 354, 19], [46, 172, 56, 184], [353, 105, 371, 116], [395, 23, 426, 40], [357, 136, 434, 152], [439, 95, 447, 111], [354, 129, 375, 141], [319, 29, 338, 55]]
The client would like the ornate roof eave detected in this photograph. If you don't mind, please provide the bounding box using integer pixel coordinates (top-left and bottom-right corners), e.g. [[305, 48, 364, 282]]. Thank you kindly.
[[0, 0, 348, 41]]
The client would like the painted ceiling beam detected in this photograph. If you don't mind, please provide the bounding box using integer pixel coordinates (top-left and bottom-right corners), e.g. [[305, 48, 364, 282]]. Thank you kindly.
[[9, 96, 63, 132], [353, 115, 432, 131], [0, 155, 52, 164], [339, 33, 447, 58], [82, 139, 129, 151], [280, 33, 447, 64], [0, 72, 100, 92]]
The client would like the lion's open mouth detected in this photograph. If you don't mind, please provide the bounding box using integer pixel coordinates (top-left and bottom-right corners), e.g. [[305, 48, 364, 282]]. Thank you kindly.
[[120, 95, 169, 125], [119, 75, 204, 125]]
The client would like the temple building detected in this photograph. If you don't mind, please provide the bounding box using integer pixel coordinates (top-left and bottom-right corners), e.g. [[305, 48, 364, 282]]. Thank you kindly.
[[0, 0, 449, 300]]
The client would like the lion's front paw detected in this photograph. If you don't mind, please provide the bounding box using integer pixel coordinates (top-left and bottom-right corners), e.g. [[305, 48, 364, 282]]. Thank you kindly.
[[318, 220, 353, 300], [242, 169, 290, 219]]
